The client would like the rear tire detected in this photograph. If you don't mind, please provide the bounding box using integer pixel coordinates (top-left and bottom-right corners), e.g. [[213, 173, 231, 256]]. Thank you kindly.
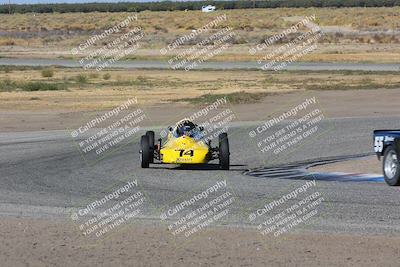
[[383, 146, 400, 186], [219, 133, 230, 170], [146, 131, 155, 163], [140, 135, 150, 168]]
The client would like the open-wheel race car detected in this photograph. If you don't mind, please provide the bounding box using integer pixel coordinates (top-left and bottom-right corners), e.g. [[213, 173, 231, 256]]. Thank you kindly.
[[140, 119, 230, 170]]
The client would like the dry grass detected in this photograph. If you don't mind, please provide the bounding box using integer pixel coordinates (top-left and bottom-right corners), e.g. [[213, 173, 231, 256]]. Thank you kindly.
[[0, 7, 399, 63], [0, 67, 399, 111], [1, 8, 399, 33]]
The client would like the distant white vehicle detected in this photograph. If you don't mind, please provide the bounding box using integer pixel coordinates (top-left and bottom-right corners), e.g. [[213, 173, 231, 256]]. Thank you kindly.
[[202, 5, 216, 12]]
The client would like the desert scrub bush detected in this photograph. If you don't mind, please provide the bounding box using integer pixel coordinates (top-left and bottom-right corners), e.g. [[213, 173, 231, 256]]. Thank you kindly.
[[4, 66, 11, 73], [102, 73, 111, 80], [0, 65, 41, 72], [173, 91, 272, 105], [0, 39, 16, 46], [0, 79, 18, 91], [75, 73, 88, 83], [41, 68, 54, 78], [21, 82, 67, 91], [0, 80, 66, 92], [154, 25, 168, 33]]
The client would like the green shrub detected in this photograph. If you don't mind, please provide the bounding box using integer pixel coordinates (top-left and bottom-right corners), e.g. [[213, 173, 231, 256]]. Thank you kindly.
[[21, 82, 66, 91], [102, 73, 111, 80], [0, 79, 17, 91]]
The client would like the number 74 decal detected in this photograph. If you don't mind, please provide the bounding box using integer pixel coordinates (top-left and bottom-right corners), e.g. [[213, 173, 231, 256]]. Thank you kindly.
[[175, 149, 194, 157]]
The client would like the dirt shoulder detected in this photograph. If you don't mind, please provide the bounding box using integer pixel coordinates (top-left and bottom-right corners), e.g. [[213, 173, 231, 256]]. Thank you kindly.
[[1, 88, 400, 132], [1, 217, 399, 267]]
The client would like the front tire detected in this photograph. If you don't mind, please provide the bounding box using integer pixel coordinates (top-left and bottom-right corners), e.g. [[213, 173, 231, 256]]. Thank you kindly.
[[146, 131, 155, 163], [383, 146, 400, 186], [140, 135, 150, 168], [219, 133, 230, 170]]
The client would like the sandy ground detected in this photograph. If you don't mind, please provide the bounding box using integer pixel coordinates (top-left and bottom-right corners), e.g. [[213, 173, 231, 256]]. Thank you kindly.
[[1, 217, 400, 267], [1, 88, 400, 132], [309, 156, 381, 174]]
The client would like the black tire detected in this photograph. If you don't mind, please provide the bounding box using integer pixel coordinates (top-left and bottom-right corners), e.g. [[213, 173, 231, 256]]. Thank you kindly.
[[219, 133, 230, 170], [140, 135, 150, 168], [146, 131, 155, 163], [382, 145, 400, 186]]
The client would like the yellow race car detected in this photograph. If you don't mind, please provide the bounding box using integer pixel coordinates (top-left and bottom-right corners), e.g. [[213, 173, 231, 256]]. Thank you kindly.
[[140, 119, 230, 170]]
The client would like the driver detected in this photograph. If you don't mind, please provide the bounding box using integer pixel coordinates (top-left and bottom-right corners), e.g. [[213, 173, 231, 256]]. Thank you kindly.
[[174, 120, 200, 139]]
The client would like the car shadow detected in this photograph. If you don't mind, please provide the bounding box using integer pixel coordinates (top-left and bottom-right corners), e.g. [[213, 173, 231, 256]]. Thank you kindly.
[[149, 163, 247, 171]]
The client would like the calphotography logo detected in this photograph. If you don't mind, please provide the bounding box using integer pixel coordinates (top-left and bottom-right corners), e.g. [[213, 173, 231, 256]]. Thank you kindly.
[[159, 180, 237, 245], [159, 14, 237, 71], [160, 14, 227, 55], [70, 97, 150, 164], [248, 180, 324, 238], [249, 15, 323, 71], [71, 14, 144, 71], [246, 95, 332, 165], [69, 179, 150, 240], [159, 96, 237, 146]]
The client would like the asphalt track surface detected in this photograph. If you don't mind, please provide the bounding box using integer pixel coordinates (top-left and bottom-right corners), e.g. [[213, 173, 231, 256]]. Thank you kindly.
[[245, 153, 384, 182], [1, 116, 400, 236], [1, 58, 400, 71]]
